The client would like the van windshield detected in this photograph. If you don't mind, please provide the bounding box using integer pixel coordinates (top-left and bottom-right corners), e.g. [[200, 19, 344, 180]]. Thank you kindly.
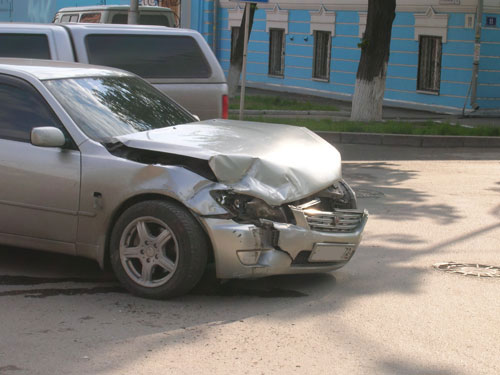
[[44, 76, 195, 142]]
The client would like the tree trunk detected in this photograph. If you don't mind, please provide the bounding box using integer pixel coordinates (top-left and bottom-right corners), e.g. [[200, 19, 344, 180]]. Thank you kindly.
[[351, 0, 396, 121], [227, 4, 256, 98]]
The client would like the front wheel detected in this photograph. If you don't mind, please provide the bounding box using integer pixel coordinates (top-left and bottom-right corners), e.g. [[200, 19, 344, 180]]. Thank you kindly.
[[110, 200, 208, 299]]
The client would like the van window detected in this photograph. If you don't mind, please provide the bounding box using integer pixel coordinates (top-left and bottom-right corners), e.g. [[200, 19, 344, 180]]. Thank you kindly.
[[0, 34, 51, 59], [111, 14, 128, 24], [111, 13, 172, 27], [140, 14, 171, 26], [85, 34, 211, 79], [61, 14, 79, 23], [80, 13, 102, 23]]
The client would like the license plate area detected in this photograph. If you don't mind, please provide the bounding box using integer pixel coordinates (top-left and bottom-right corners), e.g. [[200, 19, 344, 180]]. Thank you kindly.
[[309, 243, 356, 262]]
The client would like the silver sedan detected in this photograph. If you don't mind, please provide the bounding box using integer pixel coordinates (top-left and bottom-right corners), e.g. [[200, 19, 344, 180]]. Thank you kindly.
[[0, 59, 367, 299]]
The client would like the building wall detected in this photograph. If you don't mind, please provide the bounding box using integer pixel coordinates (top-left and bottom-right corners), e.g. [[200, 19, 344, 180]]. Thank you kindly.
[[190, 0, 500, 112]]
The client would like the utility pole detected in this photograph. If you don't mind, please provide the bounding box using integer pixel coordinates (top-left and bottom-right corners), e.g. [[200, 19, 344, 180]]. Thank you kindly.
[[128, 0, 139, 24], [470, 0, 484, 110]]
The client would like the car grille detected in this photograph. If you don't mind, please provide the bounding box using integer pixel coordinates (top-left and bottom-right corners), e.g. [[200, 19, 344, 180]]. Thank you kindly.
[[304, 209, 364, 233]]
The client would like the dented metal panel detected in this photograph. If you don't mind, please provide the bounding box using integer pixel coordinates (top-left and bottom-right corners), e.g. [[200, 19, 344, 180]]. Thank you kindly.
[[116, 119, 342, 205]]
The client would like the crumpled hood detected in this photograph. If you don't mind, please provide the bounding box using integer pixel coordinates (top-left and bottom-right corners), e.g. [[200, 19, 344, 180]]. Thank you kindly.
[[115, 119, 342, 205]]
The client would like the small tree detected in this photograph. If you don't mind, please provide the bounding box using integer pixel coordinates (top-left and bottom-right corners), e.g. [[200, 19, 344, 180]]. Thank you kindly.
[[351, 0, 396, 121], [227, 4, 257, 98]]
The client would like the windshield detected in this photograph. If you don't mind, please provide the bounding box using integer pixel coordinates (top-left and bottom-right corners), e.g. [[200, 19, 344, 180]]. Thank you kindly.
[[44, 76, 196, 142]]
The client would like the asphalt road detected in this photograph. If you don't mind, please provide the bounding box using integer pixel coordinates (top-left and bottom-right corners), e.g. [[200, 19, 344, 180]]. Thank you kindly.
[[1, 145, 499, 375]]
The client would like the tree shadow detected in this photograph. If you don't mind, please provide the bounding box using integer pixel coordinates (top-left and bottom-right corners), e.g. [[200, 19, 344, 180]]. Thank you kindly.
[[337, 144, 500, 162], [488, 181, 500, 194], [343, 162, 463, 224]]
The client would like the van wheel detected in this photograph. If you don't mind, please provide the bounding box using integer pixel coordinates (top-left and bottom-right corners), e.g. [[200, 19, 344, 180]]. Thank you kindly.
[[110, 200, 208, 299]]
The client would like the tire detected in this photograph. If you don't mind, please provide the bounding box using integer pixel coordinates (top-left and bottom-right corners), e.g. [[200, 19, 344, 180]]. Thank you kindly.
[[109, 200, 208, 299]]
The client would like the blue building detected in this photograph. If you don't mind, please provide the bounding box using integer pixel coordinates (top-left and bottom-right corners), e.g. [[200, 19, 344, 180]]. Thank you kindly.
[[185, 0, 500, 113]]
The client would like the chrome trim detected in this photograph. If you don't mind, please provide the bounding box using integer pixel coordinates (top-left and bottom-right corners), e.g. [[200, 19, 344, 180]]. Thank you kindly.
[[0, 199, 78, 216], [294, 207, 366, 233]]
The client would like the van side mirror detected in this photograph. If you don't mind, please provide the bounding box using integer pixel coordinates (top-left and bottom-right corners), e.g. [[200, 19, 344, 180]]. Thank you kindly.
[[31, 127, 66, 148]]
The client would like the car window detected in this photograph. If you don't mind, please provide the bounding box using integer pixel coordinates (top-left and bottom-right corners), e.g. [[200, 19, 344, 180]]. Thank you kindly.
[[85, 34, 211, 79], [139, 14, 170, 26], [0, 76, 64, 143], [44, 76, 196, 142], [80, 13, 101, 23], [0, 34, 51, 59]]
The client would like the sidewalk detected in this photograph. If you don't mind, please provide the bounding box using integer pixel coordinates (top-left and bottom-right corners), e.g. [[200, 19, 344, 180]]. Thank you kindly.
[[238, 88, 500, 128], [232, 88, 500, 148]]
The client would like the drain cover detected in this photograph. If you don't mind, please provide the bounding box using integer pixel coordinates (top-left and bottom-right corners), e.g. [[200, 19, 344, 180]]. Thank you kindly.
[[433, 262, 500, 278]]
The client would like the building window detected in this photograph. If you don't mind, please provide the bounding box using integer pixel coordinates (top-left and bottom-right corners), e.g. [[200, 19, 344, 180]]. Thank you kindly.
[[313, 31, 331, 81], [268, 28, 285, 77], [230, 27, 240, 61], [417, 36, 442, 94]]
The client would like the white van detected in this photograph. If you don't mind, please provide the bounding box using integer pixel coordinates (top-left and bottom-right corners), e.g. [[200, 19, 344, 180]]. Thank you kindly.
[[53, 5, 176, 27]]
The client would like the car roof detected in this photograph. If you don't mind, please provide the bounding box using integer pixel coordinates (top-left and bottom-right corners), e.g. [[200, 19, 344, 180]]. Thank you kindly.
[[57, 5, 173, 13], [60, 23, 202, 35], [0, 58, 132, 80]]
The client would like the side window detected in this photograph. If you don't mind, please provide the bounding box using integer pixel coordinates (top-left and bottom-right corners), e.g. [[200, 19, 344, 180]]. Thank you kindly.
[[0, 34, 51, 59], [111, 14, 128, 24], [0, 77, 63, 143], [268, 28, 285, 77], [417, 36, 442, 94], [80, 13, 101, 23], [139, 14, 170, 26], [313, 31, 331, 81], [85, 34, 212, 79]]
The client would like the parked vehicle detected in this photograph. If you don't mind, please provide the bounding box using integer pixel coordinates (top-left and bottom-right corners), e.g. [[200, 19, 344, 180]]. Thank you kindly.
[[0, 59, 368, 299], [0, 23, 227, 120], [53, 5, 176, 27]]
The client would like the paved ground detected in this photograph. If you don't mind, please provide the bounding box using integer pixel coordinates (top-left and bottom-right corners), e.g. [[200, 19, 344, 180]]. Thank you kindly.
[[1, 145, 500, 375]]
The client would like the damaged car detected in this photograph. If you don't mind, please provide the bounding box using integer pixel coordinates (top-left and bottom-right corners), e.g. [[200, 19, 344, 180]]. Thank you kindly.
[[0, 59, 368, 299]]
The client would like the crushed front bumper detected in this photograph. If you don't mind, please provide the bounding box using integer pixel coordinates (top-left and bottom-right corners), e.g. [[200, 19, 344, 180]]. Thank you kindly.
[[201, 208, 368, 279]]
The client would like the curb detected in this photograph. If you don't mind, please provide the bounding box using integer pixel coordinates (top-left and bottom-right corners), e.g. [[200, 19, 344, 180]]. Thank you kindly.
[[316, 131, 500, 148], [229, 109, 452, 120]]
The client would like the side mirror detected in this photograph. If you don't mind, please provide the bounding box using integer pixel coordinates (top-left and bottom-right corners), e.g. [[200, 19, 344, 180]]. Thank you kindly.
[[31, 127, 66, 148], [193, 115, 200, 122]]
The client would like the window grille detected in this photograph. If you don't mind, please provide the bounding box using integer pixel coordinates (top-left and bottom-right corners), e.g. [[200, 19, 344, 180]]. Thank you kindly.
[[417, 36, 442, 93], [268, 28, 285, 77], [230, 27, 240, 61], [313, 31, 331, 81]]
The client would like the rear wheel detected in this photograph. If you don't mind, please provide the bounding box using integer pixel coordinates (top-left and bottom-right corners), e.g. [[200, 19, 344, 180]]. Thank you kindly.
[[110, 200, 208, 299]]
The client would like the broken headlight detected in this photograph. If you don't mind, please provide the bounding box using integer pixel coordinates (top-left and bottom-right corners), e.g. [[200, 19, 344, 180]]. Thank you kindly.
[[211, 191, 288, 224]]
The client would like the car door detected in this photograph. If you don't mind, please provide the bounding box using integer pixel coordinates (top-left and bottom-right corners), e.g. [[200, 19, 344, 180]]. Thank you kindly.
[[0, 74, 80, 253]]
